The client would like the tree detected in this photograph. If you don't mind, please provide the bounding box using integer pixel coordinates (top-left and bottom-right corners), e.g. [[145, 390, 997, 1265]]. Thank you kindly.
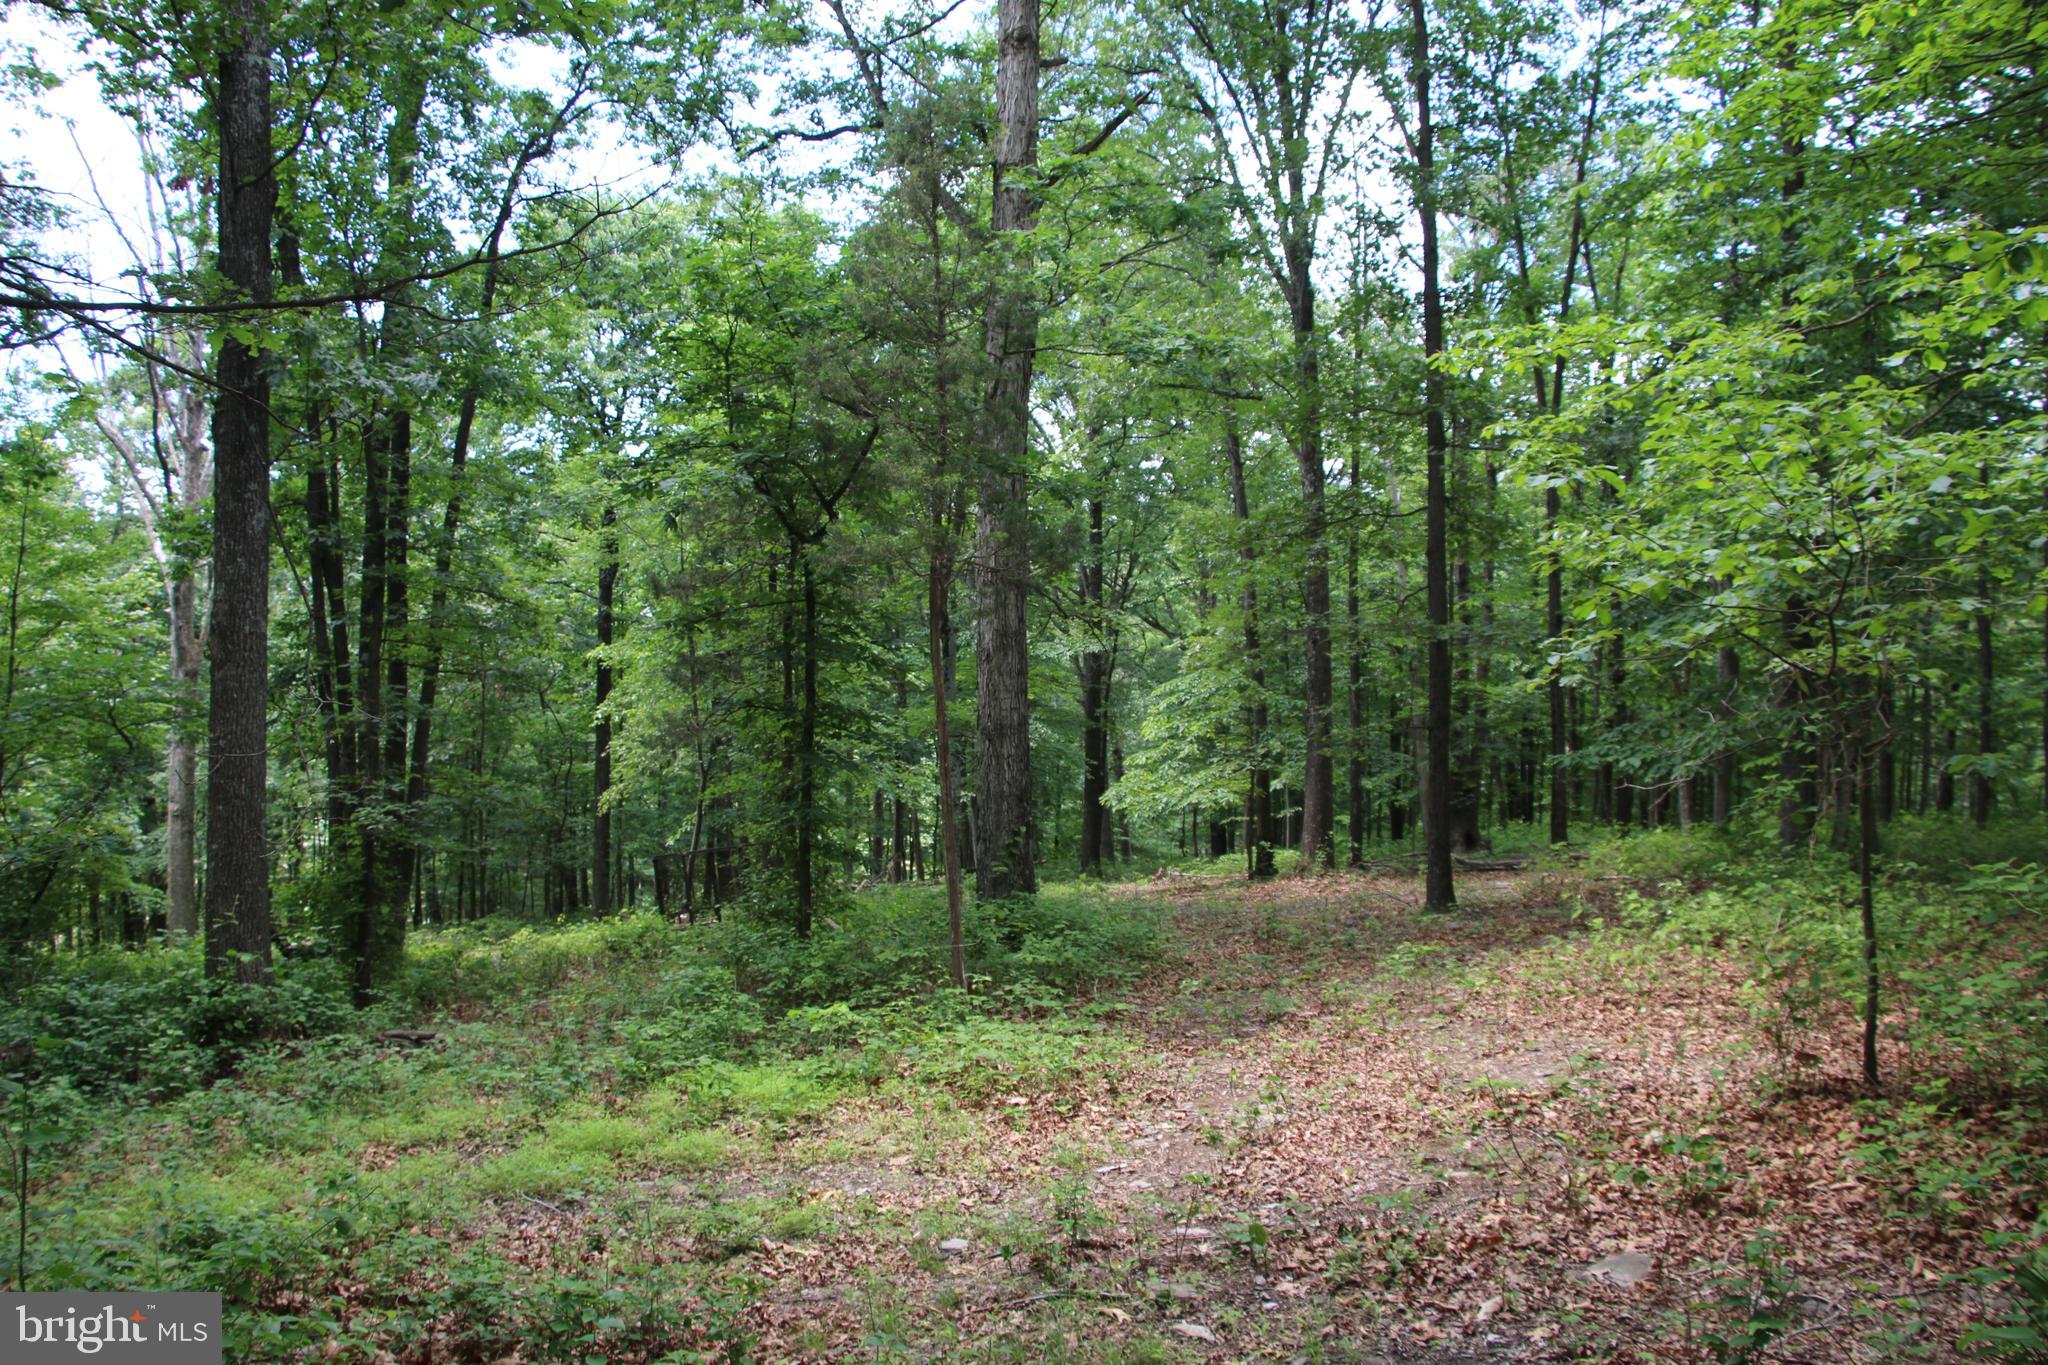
[[972, 0, 1046, 902], [84, 314, 212, 935], [202, 0, 277, 984]]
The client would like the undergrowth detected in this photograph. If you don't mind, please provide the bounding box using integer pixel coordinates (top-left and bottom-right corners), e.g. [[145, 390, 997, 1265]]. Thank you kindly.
[[0, 881, 1157, 1359]]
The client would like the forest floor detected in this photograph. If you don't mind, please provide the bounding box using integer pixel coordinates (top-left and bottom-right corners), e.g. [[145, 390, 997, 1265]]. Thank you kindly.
[[424, 867, 2018, 1362], [37, 860, 2037, 1362]]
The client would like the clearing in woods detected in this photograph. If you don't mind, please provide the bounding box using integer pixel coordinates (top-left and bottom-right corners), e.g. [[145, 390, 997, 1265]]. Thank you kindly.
[[41, 863, 2027, 1362], [438, 868, 2006, 1361]]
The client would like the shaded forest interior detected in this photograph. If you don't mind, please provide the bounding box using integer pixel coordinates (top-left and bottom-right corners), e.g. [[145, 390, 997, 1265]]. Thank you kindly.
[[1, 0, 2045, 1355]]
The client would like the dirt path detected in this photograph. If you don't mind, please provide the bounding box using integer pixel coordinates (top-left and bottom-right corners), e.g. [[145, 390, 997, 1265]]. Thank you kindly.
[[538, 870, 2008, 1361]]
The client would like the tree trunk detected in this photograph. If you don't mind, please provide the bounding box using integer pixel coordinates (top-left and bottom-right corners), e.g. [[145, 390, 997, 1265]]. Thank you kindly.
[[1288, 259, 1335, 870], [1876, 676, 1895, 822], [347, 80, 427, 1002], [1857, 706, 1882, 1086], [869, 790, 886, 877], [973, 0, 1042, 903], [1610, 633, 1633, 829], [930, 514, 968, 988], [892, 792, 907, 883], [1079, 497, 1108, 875], [1937, 709, 1957, 813], [307, 443, 355, 848], [1777, 598, 1818, 846], [1347, 451, 1366, 866], [165, 573, 201, 933], [593, 505, 616, 914], [796, 556, 818, 937], [1224, 418, 1276, 878], [202, 0, 276, 984], [1414, 0, 1456, 912], [1113, 742, 1131, 861]]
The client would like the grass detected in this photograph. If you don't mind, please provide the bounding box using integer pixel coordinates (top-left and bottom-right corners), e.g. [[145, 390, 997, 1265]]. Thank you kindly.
[[1, 883, 1160, 1360]]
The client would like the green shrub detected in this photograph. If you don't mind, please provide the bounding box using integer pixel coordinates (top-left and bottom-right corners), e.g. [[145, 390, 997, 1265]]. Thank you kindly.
[[1884, 814, 2048, 880], [396, 910, 679, 1011], [0, 947, 354, 1100], [1605, 861, 2048, 1100], [1573, 824, 1746, 882], [706, 883, 1159, 1011], [615, 956, 768, 1079]]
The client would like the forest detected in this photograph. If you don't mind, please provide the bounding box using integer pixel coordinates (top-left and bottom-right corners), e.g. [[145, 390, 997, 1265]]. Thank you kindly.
[[0, 0, 2043, 1355]]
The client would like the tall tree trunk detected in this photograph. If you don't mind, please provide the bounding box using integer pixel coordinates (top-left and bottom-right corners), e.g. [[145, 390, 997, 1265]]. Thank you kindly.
[[973, 0, 1042, 902], [892, 795, 906, 882], [1414, 0, 1456, 912], [165, 573, 201, 933], [348, 79, 426, 1002], [593, 505, 616, 914], [930, 509, 967, 987], [1225, 418, 1276, 878], [1113, 742, 1131, 860], [796, 557, 818, 936], [1079, 497, 1108, 875], [353, 414, 393, 1000], [870, 790, 886, 876], [1546, 490, 1569, 844], [379, 412, 412, 911], [1347, 451, 1366, 867], [1288, 264, 1335, 869], [307, 442, 355, 846], [203, 0, 276, 984], [1937, 702, 1957, 813], [1857, 700, 1882, 1086], [1876, 676, 1895, 822]]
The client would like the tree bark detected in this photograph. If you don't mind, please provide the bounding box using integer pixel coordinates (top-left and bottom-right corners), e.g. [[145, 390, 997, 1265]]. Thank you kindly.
[[1857, 705, 1882, 1086], [202, 0, 276, 984], [593, 505, 616, 914], [1224, 418, 1276, 878], [1346, 450, 1366, 867], [1079, 496, 1108, 875], [973, 0, 1042, 903], [1288, 263, 1336, 870], [796, 556, 818, 935], [1545, 489, 1570, 844], [1876, 676, 1895, 822], [165, 571, 201, 933], [348, 77, 426, 1002], [930, 508, 968, 988], [1777, 598, 1818, 846], [1414, 0, 1456, 912]]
